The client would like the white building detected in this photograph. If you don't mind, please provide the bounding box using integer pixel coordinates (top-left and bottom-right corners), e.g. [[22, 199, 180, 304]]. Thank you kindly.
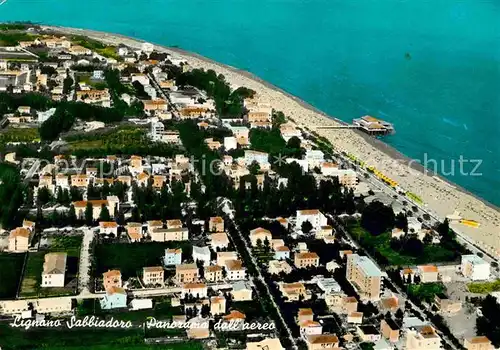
[[41, 253, 66, 288], [304, 150, 325, 168], [224, 136, 237, 151], [129, 298, 153, 310], [296, 209, 328, 233], [244, 150, 269, 168], [407, 217, 422, 233], [193, 246, 211, 267], [461, 255, 490, 281], [164, 248, 182, 266]]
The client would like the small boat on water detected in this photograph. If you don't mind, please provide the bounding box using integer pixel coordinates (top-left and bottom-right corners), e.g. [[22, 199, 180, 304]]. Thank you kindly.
[[405, 52, 412, 60]]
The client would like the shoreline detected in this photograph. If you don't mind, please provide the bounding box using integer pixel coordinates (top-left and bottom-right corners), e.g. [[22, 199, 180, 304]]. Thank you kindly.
[[39, 25, 500, 254]]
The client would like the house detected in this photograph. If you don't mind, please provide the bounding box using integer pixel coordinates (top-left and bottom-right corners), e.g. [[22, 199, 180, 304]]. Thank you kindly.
[[209, 216, 224, 232], [100, 286, 127, 310], [217, 251, 238, 267], [210, 232, 230, 250], [193, 246, 211, 267], [223, 310, 246, 330], [325, 292, 346, 310], [244, 150, 270, 168], [69, 45, 92, 55], [247, 338, 285, 350], [41, 253, 67, 288], [433, 293, 462, 314], [296, 209, 328, 233], [348, 312, 364, 324], [22, 220, 35, 232], [461, 255, 490, 281], [181, 282, 207, 299], [35, 297, 73, 314], [103, 270, 122, 290], [380, 318, 400, 343], [298, 308, 314, 323], [314, 277, 342, 294], [224, 136, 237, 151], [143, 266, 164, 286], [71, 174, 89, 188], [175, 263, 199, 283], [129, 298, 153, 311], [164, 248, 182, 266], [304, 150, 325, 168], [342, 296, 359, 314], [406, 325, 441, 350], [280, 282, 309, 301], [55, 174, 69, 188], [300, 320, 323, 337], [316, 225, 334, 239], [210, 296, 226, 315], [320, 162, 339, 176], [269, 260, 293, 275], [126, 222, 143, 242], [186, 316, 210, 339], [151, 227, 189, 242], [73, 197, 119, 220], [231, 281, 253, 301], [305, 334, 339, 350], [379, 295, 399, 313], [205, 265, 224, 282], [8, 227, 30, 252], [117, 175, 132, 186], [99, 221, 118, 236], [274, 245, 291, 260], [224, 259, 246, 280], [147, 220, 163, 235], [417, 265, 439, 283], [357, 325, 381, 343], [250, 227, 272, 247], [463, 336, 494, 350], [294, 252, 320, 269], [346, 254, 383, 301]]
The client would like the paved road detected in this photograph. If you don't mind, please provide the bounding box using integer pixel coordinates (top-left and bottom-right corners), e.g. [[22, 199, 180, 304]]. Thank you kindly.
[[333, 215, 460, 350], [78, 227, 95, 294], [224, 204, 298, 350]]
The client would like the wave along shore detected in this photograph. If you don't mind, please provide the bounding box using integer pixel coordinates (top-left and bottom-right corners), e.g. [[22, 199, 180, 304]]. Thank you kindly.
[[46, 26, 500, 255]]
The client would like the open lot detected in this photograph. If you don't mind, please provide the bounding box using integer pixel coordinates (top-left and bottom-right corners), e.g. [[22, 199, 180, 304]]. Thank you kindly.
[[19, 235, 82, 298], [349, 222, 458, 266], [0, 253, 25, 299], [93, 242, 192, 280]]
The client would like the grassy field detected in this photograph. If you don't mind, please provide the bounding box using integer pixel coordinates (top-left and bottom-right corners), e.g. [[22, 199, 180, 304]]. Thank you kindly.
[[407, 283, 445, 302], [94, 242, 192, 280], [0, 253, 25, 299], [0, 323, 200, 350], [67, 127, 147, 151], [0, 128, 40, 143], [252, 246, 274, 265], [349, 222, 456, 266], [467, 280, 500, 294], [19, 236, 82, 298]]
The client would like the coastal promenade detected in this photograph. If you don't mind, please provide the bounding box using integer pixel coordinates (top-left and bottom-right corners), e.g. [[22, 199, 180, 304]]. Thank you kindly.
[[45, 26, 500, 257]]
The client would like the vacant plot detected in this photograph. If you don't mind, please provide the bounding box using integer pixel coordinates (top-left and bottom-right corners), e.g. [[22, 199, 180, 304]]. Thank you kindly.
[[252, 246, 274, 265], [467, 280, 500, 294], [19, 236, 82, 298], [407, 283, 445, 302], [94, 242, 192, 280], [0, 253, 25, 299], [349, 222, 457, 266]]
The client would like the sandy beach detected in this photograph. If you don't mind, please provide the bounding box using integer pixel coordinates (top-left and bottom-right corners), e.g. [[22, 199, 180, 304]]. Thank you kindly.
[[47, 26, 500, 255]]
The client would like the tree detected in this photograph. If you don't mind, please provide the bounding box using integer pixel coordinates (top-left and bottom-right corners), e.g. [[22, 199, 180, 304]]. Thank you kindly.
[[361, 201, 395, 236], [301, 220, 313, 234], [84, 202, 93, 226], [62, 75, 74, 94], [37, 187, 52, 205], [68, 204, 77, 225], [286, 136, 301, 150], [395, 308, 404, 320], [395, 213, 408, 232], [99, 204, 111, 222]]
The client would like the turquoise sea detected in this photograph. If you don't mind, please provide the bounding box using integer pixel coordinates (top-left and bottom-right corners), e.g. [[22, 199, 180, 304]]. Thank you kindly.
[[1, 0, 499, 206]]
